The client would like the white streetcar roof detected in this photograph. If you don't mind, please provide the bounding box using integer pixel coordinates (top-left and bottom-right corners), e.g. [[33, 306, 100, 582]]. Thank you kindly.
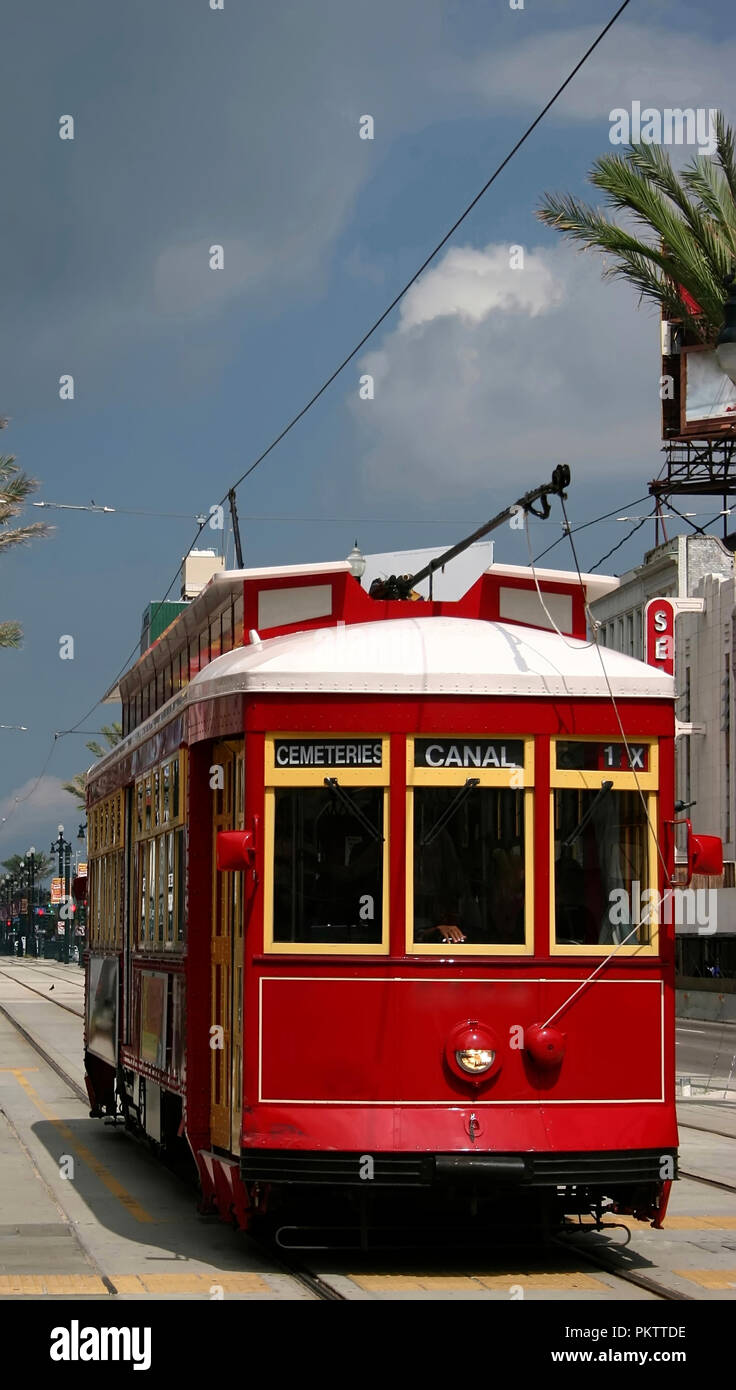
[[189, 616, 673, 700]]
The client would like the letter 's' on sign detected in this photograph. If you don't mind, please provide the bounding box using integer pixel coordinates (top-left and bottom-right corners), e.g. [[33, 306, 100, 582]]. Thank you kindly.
[[644, 598, 675, 675]]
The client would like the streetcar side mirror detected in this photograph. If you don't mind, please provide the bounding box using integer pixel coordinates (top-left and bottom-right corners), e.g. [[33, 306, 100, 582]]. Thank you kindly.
[[216, 830, 255, 871], [687, 828, 723, 883]]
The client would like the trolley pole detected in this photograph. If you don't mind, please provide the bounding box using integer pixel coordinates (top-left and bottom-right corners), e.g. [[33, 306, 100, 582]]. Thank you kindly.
[[51, 825, 72, 963]]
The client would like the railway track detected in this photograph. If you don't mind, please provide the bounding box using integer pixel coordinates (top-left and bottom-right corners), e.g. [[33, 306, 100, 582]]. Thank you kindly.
[[0, 993, 344, 1301], [0, 966, 84, 1018], [1, 982, 732, 1303]]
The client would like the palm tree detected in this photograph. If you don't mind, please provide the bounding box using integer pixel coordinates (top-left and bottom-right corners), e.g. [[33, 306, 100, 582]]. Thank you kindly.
[[62, 722, 123, 811], [537, 111, 736, 340], [2, 852, 55, 883], [0, 447, 52, 647]]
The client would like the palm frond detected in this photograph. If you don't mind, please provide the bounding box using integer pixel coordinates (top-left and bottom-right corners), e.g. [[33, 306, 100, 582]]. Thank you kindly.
[[587, 155, 726, 317], [0, 522, 53, 551], [715, 112, 736, 204], [681, 156, 736, 259], [536, 111, 736, 335], [0, 621, 22, 647], [626, 143, 736, 268]]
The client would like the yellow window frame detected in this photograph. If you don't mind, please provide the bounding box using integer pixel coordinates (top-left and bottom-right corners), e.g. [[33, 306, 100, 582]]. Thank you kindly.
[[263, 733, 390, 955], [405, 735, 535, 956], [132, 751, 187, 951], [549, 737, 659, 956], [88, 789, 125, 949]]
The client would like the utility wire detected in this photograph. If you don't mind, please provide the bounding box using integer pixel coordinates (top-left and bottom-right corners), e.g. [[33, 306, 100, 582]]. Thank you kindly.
[[588, 508, 656, 572], [1, 0, 636, 822], [221, 0, 634, 502], [51, 0, 637, 736], [532, 495, 651, 564]]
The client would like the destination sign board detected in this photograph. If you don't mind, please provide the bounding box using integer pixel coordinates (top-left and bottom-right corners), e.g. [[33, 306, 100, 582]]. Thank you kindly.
[[556, 741, 649, 772], [414, 739, 524, 769], [274, 739, 383, 768]]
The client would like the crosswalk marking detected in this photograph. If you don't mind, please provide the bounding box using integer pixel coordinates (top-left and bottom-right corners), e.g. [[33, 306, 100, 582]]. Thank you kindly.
[[674, 1269, 736, 1290], [351, 1271, 608, 1292]]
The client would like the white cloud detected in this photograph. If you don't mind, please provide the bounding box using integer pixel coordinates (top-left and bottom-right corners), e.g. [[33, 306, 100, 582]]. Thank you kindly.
[[452, 24, 736, 128], [399, 245, 564, 330], [0, 777, 78, 856], [351, 240, 659, 500]]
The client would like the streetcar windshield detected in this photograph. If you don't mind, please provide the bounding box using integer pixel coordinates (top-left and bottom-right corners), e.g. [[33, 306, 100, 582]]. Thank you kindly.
[[272, 786, 384, 944], [554, 789, 650, 945], [412, 787, 525, 945]]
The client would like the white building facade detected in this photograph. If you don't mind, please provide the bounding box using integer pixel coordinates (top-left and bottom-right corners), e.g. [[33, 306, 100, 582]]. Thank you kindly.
[[590, 534, 736, 1009]]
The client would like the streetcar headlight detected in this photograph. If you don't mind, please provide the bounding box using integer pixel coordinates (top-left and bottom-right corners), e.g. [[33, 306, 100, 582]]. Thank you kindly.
[[455, 1048, 495, 1075], [446, 1019, 500, 1084]]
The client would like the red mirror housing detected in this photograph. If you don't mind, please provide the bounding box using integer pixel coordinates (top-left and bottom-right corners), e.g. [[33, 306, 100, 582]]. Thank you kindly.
[[688, 828, 723, 882], [216, 830, 255, 872]]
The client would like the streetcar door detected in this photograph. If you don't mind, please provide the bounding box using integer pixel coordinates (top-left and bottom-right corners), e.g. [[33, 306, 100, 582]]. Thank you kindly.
[[210, 739, 245, 1152]]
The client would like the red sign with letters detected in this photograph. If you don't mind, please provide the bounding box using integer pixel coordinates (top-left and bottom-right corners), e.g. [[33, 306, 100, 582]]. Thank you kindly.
[[645, 598, 675, 675]]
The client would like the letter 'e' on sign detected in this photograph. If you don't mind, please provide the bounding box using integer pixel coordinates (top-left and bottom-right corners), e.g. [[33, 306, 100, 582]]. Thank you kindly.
[[644, 598, 675, 675]]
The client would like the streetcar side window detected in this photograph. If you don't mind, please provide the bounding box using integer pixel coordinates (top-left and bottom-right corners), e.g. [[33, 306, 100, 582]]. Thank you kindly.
[[406, 736, 533, 955], [132, 753, 187, 951], [87, 790, 125, 951], [553, 789, 651, 945], [272, 786, 384, 946], [412, 787, 525, 946], [550, 738, 659, 953]]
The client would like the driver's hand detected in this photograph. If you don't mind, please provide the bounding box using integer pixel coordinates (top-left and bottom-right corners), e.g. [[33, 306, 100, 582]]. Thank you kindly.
[[436, 923, 466, 943]]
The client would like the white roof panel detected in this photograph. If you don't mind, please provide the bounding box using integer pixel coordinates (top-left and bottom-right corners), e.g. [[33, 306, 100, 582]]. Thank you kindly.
[[189, 616, 673, 700]]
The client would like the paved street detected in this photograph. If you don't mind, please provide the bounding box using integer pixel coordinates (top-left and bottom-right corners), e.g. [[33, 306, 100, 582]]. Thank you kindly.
[[2, 958, 735, 1301]]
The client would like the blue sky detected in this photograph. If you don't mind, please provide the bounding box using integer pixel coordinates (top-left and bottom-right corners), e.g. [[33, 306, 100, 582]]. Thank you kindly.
[[1, 0, 734, 859]]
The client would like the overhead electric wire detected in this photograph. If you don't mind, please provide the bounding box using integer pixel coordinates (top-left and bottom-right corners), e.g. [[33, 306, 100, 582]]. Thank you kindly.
[[531, 494, 651, 564], [587, 507, 656, 572], [221, 0, 634, 502], [1, 0, 636, 827]]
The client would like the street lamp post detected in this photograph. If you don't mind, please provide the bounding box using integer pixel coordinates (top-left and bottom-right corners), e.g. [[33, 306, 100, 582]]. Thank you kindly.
[[1, 876, 11, 953], [77, 822, 87, 959], [7, 874, 17, 954], [51, 825, 72, 963], [26, 848, 37, 957]]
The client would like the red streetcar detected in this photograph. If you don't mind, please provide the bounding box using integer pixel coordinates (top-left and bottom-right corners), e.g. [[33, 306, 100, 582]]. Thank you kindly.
[[83, 477, 721, 1243]]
